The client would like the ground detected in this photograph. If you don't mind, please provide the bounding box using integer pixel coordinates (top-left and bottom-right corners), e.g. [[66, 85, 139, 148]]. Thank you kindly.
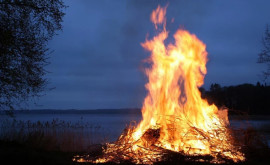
[[1, 140, 270, 165]]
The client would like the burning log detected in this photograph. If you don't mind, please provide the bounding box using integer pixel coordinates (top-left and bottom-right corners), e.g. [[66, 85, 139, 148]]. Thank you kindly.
[[141, 128, 160, 145]]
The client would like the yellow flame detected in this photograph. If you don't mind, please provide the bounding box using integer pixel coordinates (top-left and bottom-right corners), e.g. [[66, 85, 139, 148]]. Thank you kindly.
[[131, 5, 244, 161]]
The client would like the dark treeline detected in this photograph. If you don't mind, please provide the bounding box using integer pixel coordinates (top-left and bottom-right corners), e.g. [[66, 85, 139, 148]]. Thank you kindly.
[[200, 83, 270, 115]]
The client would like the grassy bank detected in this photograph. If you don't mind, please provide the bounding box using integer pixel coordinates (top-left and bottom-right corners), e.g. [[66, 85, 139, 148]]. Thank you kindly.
[[1, 139, 268, 165], [0, 118, 102, 165], [0, 140, 76, 165]]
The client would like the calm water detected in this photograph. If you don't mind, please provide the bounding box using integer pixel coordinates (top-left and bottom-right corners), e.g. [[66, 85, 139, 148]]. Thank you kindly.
[[0, 110, 142, 142], [1, 110, 270, 145]]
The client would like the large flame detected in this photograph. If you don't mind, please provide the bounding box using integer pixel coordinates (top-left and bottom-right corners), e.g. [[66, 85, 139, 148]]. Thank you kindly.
[[135, 5, 221, 152], [131, 5, 243, 161], [74, 5, 245, 164]]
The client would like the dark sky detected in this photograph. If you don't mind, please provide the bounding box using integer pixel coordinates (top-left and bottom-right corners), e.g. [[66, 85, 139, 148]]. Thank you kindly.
[[30, 0, 270, 109]]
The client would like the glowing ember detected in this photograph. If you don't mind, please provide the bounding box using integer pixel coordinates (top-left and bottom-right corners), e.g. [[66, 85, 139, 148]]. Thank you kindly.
[[74, 5, 245, 164]]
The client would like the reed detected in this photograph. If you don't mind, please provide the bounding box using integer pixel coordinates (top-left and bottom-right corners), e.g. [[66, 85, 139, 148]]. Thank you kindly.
[[0, 118, 108, 152]]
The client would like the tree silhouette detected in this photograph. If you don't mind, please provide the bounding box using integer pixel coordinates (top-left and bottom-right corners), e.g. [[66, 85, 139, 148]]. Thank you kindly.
[[258, 24, 270, 82], [0, 0, 66, 110], [203, 83, 270, 115]]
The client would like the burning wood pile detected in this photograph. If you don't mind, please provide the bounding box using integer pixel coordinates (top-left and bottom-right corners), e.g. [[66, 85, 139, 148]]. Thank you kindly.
[[74, 5, 245, 164]]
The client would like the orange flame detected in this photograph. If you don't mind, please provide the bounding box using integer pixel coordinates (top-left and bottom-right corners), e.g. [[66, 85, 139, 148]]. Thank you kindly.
[[151, 5, 167, 29], [132, 5, 244, 161]]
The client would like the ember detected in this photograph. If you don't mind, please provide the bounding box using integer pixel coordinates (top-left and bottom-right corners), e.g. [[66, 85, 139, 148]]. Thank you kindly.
[[74, 5, 245, 164]]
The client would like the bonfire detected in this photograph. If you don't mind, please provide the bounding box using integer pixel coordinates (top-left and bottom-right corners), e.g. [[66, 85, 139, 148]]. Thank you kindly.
[[74, 5, 245, 164]]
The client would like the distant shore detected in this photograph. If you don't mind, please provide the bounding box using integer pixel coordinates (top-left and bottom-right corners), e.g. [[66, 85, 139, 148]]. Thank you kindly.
[[2, 109, 270, 119]]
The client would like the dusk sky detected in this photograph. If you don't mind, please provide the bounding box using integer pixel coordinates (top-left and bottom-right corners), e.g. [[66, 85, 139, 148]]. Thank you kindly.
[[30, 0, 270, 110]]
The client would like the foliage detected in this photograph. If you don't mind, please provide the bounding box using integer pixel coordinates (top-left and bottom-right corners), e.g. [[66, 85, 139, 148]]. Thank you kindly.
[[258, 24, 270, 82], [201, 83, 270, 115], [0, 0, 66, 110]]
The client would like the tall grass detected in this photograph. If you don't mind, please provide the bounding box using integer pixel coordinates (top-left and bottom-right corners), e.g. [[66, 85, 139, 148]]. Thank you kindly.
[[0, 118, 108, 152]]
